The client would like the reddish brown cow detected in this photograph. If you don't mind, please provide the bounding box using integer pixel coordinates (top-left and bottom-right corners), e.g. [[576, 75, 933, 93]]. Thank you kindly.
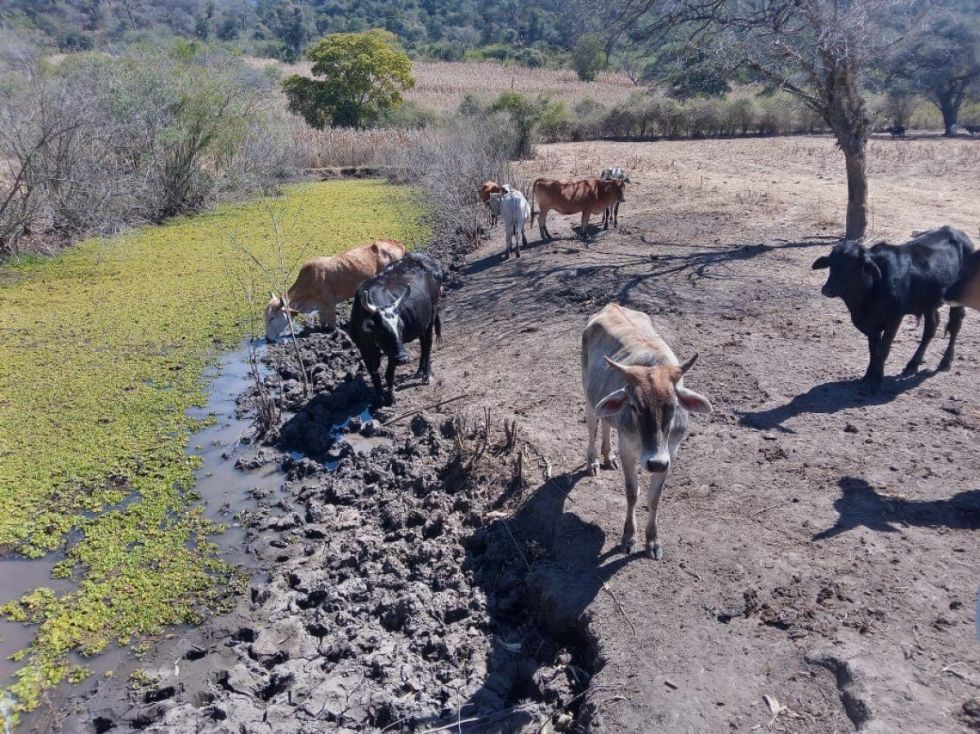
[[532, 178, 626, 241], [480, 181, 506, 228]]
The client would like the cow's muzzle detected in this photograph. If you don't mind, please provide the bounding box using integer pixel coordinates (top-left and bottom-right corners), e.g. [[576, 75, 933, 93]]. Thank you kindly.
[[645, 458, 669, 474], [821, 284, 838, 298], [395, 351, 411, 365]]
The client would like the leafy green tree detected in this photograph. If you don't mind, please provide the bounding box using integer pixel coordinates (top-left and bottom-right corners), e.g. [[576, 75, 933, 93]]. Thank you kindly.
[[282, 30, 414, 129], [489, 91, 538, 158], [888, 13, 980, 135], [571, 33, 607, 82]]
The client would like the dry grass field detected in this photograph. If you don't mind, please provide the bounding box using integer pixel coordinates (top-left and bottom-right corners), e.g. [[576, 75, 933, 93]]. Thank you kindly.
[[249, 57, 639, 111], [520, 136, 980, 243]]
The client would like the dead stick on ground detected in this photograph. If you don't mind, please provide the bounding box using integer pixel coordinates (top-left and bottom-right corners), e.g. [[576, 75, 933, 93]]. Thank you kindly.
[[502, 521, 532, 573], [602, 582, 636, 637], [382, 394, 472, 426], [752, 502, 784, 518]]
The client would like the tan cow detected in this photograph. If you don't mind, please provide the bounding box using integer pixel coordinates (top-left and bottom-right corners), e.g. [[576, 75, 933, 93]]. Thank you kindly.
[[264, 239, 406, 340], [946, 250, 980, 311], [480, 180, 506, 228], [533, 178, 626, 241], [582, 303, 711, 560]]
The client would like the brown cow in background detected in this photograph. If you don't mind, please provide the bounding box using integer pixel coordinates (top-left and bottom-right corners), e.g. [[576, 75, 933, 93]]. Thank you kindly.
[[532, 178, 626, 241]]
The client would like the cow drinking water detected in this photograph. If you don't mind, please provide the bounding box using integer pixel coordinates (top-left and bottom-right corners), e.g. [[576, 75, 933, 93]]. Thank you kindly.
[[582, 303, 712, 560], [812, 226, 974, 389], [349, 253, 444, 405], [264, 239, 406, 340]]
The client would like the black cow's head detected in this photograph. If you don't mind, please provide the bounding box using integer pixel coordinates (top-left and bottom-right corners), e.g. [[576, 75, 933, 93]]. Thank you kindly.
[[812, 241, 881, 300], [360, 289, 411, 364]]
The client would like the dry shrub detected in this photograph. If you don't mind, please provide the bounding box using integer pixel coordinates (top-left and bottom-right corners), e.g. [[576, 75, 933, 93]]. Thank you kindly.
[[0, 45, 294, 256], [388, 116, 514, 252]]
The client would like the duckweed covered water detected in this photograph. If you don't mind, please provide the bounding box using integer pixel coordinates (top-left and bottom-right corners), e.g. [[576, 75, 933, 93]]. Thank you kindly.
[[0, 180, 425, 723]]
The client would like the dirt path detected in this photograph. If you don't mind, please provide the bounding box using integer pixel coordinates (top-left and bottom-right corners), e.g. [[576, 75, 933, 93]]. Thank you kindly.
[[396, 138, 980, 732]]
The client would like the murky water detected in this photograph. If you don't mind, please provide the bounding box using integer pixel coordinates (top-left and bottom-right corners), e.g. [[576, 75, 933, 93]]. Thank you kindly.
[[3, 340, 287, 725]]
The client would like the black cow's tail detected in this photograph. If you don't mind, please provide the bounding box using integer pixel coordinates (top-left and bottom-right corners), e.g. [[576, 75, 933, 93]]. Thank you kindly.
[[434, 310, 442, 343]]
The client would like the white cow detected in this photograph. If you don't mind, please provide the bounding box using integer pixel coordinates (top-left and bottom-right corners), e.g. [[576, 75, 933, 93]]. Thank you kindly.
[[500, 187, 531, 259], [599, 167, 631, 229], [582, 303, 711, 560]]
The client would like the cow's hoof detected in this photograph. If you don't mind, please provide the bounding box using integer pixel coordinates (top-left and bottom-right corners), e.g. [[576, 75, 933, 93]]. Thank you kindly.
[[502, 253, 509, 261], [601, 457, 619, 470], [619, 538, 634, 555], [515, 251, 521, 258], [646, 542, 663, 561], [901, 362, 920, 377], [418, 373, 431, 385], [588, 460, 600, 476], [937, 358, 953, 372]]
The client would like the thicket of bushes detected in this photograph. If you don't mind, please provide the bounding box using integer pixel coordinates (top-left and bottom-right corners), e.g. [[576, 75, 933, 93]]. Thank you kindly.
[[0, 41, 299, 256]]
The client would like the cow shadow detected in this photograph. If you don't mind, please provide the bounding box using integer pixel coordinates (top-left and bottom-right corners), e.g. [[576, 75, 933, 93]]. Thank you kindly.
[[422, 467, 638, 731], [813, 477, 980, 541], [738, 371, 934, 433]]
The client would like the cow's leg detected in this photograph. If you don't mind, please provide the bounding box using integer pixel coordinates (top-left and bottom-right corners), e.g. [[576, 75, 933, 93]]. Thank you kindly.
[[600, 420, 617, 470], [614, 201, 621, 227], [504, 228, 511, 260], [585, 405, 600, 476], [863, 317, 901, 388], [538, 209, 550, 241], [938, 305, 965, 371], [322, 300, 337, 330], [384, 356, 397, 405], [602, 206, 609, 231], [520, 227, 528, 249], [644, 471, 669, 560], [363, 351, 385, 403], [902, 309, 938, 376], [514, 225, 521, 258], [618, 437, 640, 553], [417, 324, 434, 383], [580, 212, 591, 240]]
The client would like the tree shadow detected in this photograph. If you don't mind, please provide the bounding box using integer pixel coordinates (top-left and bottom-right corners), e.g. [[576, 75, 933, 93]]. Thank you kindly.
[[738, 371, 935, 433], [425, 467, 639, 731], [813, 477, 980, 541]]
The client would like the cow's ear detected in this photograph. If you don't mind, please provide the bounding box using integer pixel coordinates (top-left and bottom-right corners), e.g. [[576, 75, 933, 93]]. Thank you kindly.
[[595, 389, 629, 419], [863, 260, 881, 280], [812, 256, 831, 270], [371, 242, 380, 254], [676, 386, 712, 414]]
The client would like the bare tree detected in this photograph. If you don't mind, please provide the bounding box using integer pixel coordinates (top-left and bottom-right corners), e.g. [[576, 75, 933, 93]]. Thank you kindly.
[[610, 0, 919, 240]]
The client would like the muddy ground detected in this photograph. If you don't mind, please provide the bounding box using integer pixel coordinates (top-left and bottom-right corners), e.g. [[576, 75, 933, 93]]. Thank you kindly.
[[38, 137, 980, 732]]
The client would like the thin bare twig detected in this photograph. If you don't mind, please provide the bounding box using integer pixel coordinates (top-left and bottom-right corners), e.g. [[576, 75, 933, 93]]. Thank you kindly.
[[602, 582, 636, 637], [382, 393, 472, 426]]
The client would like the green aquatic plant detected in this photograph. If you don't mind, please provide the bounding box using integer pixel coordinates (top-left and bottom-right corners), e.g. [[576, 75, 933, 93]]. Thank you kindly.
[[0, 180, 425, 723]]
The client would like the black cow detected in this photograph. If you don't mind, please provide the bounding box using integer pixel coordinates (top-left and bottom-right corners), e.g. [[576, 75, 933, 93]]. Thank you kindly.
[[886, 125, 906, 137], [812, 226, 974, 390], [349, 253, 443, 405]]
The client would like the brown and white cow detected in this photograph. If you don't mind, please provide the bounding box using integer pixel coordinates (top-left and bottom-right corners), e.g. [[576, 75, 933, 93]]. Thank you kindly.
[[532, 177, 626, 241], [946, 250, 980, 311], [582, 303, 711, 560], [480, 181, 506, 228], [264, 239, 406, 340]]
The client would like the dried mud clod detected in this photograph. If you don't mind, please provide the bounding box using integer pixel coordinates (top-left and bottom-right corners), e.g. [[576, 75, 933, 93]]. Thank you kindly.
[[82, 327, 597, 732]]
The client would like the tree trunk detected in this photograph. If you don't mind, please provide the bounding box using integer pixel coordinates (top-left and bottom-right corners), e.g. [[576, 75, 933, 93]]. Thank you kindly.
[[939, 96, 959, 136], [843, 146, 868, 241]]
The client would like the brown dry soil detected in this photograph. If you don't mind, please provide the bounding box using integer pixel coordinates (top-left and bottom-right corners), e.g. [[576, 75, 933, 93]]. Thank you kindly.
[[40, 137, 980, 733]]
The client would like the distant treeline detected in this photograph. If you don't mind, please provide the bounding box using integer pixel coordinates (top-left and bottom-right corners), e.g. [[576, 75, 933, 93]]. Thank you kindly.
[[0, 0, 574, 65]]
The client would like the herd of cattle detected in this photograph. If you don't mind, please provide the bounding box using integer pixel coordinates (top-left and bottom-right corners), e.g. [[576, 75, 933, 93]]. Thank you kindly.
[[263, 172, 980, 558]]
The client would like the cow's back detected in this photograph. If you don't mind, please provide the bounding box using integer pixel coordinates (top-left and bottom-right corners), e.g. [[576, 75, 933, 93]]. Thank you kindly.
[[583, 304, 677, 403]]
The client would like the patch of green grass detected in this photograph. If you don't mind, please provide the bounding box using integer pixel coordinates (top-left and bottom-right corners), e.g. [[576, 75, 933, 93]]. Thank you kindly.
[[0, 180, 426, 722]]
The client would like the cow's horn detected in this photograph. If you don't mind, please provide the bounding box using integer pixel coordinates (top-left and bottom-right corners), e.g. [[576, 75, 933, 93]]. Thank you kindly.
[[361, 291, 378, 315], [603, 356, 631, 375], [679, 353, 699, 375], [391, 287, 410, 311]]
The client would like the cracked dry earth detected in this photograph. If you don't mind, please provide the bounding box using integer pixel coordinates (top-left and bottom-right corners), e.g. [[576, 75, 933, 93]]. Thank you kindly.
[[45, 137, 980, 733]]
